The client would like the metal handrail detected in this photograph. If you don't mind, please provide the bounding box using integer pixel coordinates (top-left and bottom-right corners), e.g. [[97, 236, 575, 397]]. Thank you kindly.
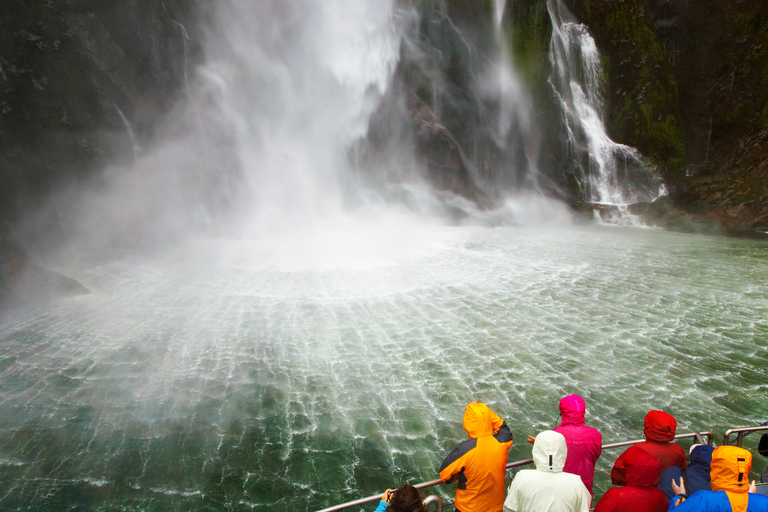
[[422, 495, 443, 512], [723, 426, 768, 447], [316, 431, 712, 512]]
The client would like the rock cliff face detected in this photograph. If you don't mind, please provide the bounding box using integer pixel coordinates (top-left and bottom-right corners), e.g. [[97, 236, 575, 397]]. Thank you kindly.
[[1, 0, 767, 237], [0, 220, 88, 303], [0, 0, 201, 224], [571, 0, 768, 232]]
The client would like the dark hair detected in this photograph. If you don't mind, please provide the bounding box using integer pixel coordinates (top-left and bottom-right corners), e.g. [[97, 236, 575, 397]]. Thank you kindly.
[[386, 485, 425, 512]]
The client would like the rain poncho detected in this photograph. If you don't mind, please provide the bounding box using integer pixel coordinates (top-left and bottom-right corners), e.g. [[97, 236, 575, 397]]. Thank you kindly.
[[553, 395, 602, 496], [593, 445, 668, 512], [659, 444, 714, 499], [439, 402, 514, 512], [503, 430, 590, 512], [611, 411, 686, 486], [668, 446, 768, 511]]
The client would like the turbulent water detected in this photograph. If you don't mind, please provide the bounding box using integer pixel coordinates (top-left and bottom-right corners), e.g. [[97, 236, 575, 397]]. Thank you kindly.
[[1, 222, 767, 511]]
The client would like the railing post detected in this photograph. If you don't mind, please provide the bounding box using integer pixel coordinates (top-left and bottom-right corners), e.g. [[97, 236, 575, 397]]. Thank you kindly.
[[423, 495, 443, 512]]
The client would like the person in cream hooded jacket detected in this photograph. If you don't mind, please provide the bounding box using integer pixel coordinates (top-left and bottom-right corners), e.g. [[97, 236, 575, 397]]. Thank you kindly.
[[504, 430, 590, 512]]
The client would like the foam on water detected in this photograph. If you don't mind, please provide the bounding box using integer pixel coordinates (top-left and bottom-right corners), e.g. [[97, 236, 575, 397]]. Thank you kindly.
[[1, 226, 767, 510]]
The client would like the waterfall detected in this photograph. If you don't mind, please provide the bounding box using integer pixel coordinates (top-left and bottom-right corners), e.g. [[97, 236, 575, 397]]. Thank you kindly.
[[114, 104, 142, 162], [547, 0, 664, 205], [490, 0, 540, 189], [198, 0, 402, 235]]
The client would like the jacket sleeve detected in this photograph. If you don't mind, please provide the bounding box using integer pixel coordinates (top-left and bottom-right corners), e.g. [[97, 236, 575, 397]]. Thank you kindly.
[[577, 480, 591, 512], [593, 489, 617, 512], [373, 500, 389, 512], [611, 450, 628, 486], [439, 441, 472, 484], [503, 477, 520, 512], [493, 420, 514, 444], [592, 430, 603, 461], [674, 444, 688, 469]]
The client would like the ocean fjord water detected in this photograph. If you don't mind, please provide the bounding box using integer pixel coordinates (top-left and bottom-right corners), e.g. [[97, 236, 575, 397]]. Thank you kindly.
[[1, 224, 767, 510]]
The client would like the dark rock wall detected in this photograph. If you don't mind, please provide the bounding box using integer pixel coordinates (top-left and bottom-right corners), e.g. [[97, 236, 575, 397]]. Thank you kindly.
[[570, 0, 768, 231], [572, 0, 686, 174], [0, 0, 200, 224]]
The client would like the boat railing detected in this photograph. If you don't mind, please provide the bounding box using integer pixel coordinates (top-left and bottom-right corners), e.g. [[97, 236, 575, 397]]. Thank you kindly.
[[723, 425, 768, 447], [422, 495, 443, 512], [316, 431, 713, 512]]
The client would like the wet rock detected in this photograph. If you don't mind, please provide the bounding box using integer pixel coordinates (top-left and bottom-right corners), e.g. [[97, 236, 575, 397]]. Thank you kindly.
[[0, 220, 89, 304], [573, 0, 768, 234], [405, 90, 492, 207]]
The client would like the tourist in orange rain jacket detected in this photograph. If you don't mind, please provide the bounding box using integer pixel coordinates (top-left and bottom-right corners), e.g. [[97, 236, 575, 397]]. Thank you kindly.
[[439, 401, 514, 512], [611, 410, 686, 486], [668, 445, 768, 511]]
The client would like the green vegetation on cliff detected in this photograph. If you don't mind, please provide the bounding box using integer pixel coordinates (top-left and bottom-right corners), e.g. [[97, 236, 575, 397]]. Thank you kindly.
[[576, 0, 686, 175]]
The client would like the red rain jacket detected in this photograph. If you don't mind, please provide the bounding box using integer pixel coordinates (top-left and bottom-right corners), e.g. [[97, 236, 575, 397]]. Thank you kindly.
[[553, 394, 602, 496], [595, 445, 669, 512], [611, 410, 687, 486]]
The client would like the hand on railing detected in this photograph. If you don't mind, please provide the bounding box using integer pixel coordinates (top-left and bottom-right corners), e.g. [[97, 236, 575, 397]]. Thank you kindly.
[[750, 480, 757, 494]]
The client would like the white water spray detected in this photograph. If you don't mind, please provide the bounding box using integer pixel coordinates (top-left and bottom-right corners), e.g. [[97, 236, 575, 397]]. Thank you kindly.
[[114, 104, 142, 162], [488, 0, 540, 188], [547, 0, 664, 206], [199, 0, 402, 236]]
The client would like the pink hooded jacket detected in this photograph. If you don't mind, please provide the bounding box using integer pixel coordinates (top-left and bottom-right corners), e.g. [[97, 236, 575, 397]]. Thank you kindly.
[[553, 395, 603, 496]]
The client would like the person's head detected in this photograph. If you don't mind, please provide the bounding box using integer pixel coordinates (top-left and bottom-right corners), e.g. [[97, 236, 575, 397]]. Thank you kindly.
[[558, 395, 586, 427], [532, 430, 567, 473], [643, 410, 677, 442], [624, 445, 661, 487], [463, 401, 494, 439], [710, 446, 752, 494], [690, 444, 715, 466], [387, 485, 424, 512]]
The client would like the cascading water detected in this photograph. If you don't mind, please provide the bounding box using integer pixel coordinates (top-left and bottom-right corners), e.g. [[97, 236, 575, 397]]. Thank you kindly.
[[488, 0, 541, 192], [197, 0, 402, 234], [547, 0, 665, 206]]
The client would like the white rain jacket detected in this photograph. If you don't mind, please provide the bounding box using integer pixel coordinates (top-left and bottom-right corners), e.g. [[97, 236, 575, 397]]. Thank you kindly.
[[503, 430, 591, 512]]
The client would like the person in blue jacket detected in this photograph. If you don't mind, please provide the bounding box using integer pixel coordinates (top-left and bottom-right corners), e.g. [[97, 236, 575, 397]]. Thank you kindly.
[[668, 445, 768, 511], [374, 485, 424, 512], [659, 444, 715, 499]]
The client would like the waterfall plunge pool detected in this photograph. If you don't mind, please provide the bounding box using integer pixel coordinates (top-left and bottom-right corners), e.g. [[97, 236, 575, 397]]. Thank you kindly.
[[1, 223, 767, 510]]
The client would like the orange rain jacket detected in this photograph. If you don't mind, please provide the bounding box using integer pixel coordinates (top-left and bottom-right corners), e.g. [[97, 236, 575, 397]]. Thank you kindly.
[[439, 402, 514, 512], [669, 445, 768, 512]]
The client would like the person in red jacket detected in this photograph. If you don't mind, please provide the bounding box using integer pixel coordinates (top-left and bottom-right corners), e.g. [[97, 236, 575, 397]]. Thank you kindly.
[[611, 410, 687, 486], [439, 402, 514, 512], [553, 394, 602, 497], [595, 445, 669, 512]]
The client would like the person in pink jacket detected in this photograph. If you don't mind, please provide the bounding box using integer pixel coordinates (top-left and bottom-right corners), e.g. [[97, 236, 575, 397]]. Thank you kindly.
[[553, 395, 603, 497]]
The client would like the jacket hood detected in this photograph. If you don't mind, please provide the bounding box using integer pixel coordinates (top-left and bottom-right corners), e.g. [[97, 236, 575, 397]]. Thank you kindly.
[[690, 444, 714, 466], [532, 430, 567, 473], [643, 410, 677, 442], [462, 402, 494, 439], [710, 446, 752, 494], [558, 395, 586, 427], [624, 445, 661, 488]]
